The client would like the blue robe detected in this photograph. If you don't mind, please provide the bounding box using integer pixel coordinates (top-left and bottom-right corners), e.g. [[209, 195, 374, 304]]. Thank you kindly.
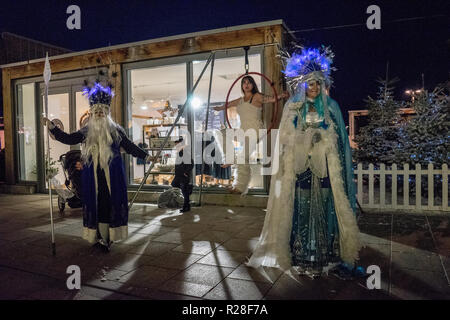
[[247, 93, 360, 273], [50, 125, 147, 243], [289, 95, 356, 272]]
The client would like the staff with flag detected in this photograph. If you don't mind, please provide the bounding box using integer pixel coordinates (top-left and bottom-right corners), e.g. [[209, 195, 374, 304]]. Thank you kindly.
[[42, 53, 56, 255]]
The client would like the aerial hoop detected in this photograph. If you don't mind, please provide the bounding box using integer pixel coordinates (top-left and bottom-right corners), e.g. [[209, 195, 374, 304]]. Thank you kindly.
[[224, 72, 279, 134]]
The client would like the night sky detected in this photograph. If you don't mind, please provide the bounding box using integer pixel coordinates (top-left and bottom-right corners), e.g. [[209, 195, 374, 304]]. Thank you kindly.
[[1, 0, 449, 121]]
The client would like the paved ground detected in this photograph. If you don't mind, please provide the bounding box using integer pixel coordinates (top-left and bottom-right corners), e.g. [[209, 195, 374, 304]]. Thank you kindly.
[[0, 193, 449, 300]]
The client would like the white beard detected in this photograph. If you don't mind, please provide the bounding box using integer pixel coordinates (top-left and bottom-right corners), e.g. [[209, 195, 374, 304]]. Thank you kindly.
[[82, 115, 117, 171]]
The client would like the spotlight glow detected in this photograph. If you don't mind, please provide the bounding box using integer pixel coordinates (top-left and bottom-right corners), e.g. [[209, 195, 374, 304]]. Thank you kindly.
[[191, 97, 202, 109]]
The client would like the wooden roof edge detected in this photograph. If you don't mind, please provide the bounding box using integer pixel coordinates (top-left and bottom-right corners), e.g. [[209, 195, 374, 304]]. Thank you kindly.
[[0, 19, 287, 70]]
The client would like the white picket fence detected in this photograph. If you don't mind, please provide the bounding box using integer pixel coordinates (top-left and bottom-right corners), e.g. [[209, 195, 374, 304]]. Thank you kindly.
[[354, 163, 449, 212]]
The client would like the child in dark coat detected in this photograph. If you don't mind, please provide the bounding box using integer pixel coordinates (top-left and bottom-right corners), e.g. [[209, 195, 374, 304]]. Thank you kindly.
[[171, 138, 193, 212]]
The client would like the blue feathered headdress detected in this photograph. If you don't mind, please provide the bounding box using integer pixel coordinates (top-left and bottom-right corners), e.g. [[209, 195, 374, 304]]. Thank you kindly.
[[281, 46, 335, 90], [82, 81, 115, 106]]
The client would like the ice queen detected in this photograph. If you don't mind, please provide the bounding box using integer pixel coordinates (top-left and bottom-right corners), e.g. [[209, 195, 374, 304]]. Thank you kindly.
[[247, 47, 361, 278]]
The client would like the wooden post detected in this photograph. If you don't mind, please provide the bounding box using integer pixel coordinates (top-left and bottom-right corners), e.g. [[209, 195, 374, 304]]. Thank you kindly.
[[263, 27, 283, 129], [109, 64, 123, 126], [2, 68, 15, 185]]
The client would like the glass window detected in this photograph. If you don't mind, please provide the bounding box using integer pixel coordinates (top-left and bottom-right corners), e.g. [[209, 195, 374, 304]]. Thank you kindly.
[[43, 93, 70, 185], [192, 54, 263, 190], [125, 52, 266, 192], [75, 91, 90, 129], [16, 83, 37, 181], [128, 63, 187, 186]]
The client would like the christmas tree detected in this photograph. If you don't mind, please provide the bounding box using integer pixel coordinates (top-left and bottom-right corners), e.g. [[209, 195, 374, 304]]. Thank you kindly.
[[400, 81, 450, 166], [354, 78, 403, 164]]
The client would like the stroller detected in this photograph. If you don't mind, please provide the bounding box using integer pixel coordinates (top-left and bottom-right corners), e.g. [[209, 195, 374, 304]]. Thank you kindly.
[[57, 150, 83, 216]]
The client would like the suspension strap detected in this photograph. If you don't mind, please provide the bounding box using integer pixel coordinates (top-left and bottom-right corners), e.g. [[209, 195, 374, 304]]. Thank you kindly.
[[244, 46, 250, 74]]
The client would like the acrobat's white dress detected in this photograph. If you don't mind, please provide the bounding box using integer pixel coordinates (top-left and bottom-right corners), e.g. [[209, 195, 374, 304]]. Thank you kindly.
[[232, 98, 264, 194]]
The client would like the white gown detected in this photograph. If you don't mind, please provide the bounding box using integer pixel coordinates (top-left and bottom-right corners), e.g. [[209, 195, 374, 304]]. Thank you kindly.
[[232, 97, 264, 194]]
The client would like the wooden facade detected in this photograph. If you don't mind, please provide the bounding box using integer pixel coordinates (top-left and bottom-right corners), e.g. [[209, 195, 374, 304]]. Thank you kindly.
[[1, 20, 291, 187]]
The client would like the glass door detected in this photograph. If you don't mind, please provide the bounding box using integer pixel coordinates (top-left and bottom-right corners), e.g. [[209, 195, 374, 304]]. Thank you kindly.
[[42, 88, 71, 189], [16, 82, 38, 182], [38, 84, 91, 192], [127, 62, 187, 186]]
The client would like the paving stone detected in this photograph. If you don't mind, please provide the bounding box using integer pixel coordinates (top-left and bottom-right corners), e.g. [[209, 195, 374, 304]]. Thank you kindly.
[[217, 238, 259, 254], [159, 279, 213, 298], [208, 222, 248, 233], [54, 225, 84, 237], [427, 216, 450, 229], [134, 224, 177, 236], [152, 231, 199, 244], [358, 224, 391, 240], [192, 230, 235, 244], [173, 223, 212, 234], [0, 267, 58, 299], [391, 232, 436, 253], [197, 250, 248, 268], [128, 286, 202, 300], [441, 255, 450, 275], [233, 228, 262, 240], [204, 278, 271, 300], [228, 265, 283, 283], [26, 222, 73, 233], [359, 232, 391, 245], [84, 278, 129, 292], [171, 263, 234, 287], [428, 218, 450, 256], [358, 213, 391, 224], [118, 265, 180, 288], [358, 244, 391, 273], [20, 287, 79, 300], [127, 220, 152, 228], [247, 221, 265, 230], [100, 268, 130, 281], [116, 233, 156, 246], [391, 250, 443, 272], [393, 215, 429, 234], [157, 216, 192, 228], [127, 241, 179, 257], [330, 280, 393, 300], [0, 229, 45, 242], [145, 251, 203, 270], [390, 267, 450, 299], [101, 253, 156, 272], [74, 285, 124, 300], [173, 240, 221, 255], [264, 273, 324, 300]]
